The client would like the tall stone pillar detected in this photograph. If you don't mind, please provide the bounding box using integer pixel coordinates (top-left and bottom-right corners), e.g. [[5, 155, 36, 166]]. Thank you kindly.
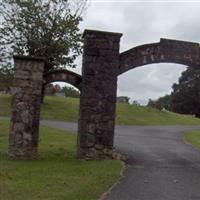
[[9, 56, 45, 159], [78, 30, 122, 159]]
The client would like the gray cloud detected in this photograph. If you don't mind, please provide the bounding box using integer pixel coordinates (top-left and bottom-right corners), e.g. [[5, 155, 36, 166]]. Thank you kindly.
[[118, 63, 186, 104], [71, 1, 200, 104]]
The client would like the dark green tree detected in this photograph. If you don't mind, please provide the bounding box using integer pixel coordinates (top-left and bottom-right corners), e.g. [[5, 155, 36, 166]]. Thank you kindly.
[[156, 94, 171, 110], [0, 0, 88, 72], [132, 100, 140, 106], [171, 67, 200, 117], [147, 98, 162, 110], [147, 98, 155, 108], [117, 96, 130, 104]]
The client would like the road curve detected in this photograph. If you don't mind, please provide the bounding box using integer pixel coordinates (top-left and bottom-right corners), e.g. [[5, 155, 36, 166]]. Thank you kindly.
[[41, 120, 200, 200]]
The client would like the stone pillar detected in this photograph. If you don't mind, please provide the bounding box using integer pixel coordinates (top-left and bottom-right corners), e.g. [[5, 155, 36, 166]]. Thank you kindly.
[[9, 56, 45, 159], [77, 30, 122, 159]]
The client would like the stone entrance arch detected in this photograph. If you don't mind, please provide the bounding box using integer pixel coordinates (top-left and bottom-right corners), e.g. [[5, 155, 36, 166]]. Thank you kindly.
[[77, 31, 200, 160], [8, 56, 82, 159], [119, 38, 200, 75], [8, 29, 200, 160], [44, 69, 82, 90]]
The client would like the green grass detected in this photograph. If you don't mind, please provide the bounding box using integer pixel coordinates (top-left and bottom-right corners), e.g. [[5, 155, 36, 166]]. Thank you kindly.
[[0, 119, 122, 200], [42, 95, 79, 122], [1, 94, 200, 125], [184, 131, 200, 149], [116, 103, 200, 125], [0, 94, 11, 117]]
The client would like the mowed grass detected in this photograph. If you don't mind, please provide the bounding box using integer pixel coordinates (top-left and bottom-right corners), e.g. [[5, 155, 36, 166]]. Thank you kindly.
[[42, 95, 79, 121], [1, 94, 200, 125], [185, 131, 200, 150], [116, 103, 200, 125], [0, 94, 11, 117], [0, 119, 122, 200]]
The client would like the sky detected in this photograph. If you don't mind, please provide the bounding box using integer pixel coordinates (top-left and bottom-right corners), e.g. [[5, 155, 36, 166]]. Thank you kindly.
[[68, 0, 200, 104]]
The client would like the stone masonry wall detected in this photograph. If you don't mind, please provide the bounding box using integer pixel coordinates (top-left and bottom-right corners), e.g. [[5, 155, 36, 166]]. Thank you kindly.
[[119, 38, 200, 74], [9, 56, 45, 159], [77, 30, 122, 159], [44, 69, 82, 90]]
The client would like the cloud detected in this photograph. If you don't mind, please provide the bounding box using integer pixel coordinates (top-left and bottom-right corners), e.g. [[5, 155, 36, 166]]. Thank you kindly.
[[72, 1, 200, 104], [118, 63, 186, 104]]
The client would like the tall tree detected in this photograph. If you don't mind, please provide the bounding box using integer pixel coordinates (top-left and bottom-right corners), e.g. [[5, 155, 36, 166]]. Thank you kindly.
[[171, 67, 200, 117], [0, 0, 88, 72]]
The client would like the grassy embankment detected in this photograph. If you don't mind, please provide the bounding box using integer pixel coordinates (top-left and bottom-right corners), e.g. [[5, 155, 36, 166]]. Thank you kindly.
[[0, 119, 122, 200], [185, 131, 200, 150], [1, 94, 200, 125]]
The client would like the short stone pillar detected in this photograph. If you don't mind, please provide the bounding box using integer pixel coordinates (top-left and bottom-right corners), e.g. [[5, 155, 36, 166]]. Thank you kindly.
[[77, 30, 122, 159], [9, 56, 45, 159]]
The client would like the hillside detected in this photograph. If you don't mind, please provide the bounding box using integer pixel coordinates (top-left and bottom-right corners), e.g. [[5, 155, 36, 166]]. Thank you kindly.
[[0, 94, 200, 125]]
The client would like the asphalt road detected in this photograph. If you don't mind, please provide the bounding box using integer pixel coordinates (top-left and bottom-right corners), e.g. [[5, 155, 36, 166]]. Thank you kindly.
[[105, 125, 200, 200], [41, 120, 200, 199]]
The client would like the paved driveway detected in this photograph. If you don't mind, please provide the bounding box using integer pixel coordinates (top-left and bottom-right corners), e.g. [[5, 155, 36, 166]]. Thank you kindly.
[[41, 120, 200, 200], [2, 117, 200, 199], [106, 125, 200, 200]]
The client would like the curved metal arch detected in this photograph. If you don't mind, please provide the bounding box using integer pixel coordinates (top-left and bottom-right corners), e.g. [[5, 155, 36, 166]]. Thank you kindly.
[[43, 69, 82, 90], [119, 38, 200, 75]]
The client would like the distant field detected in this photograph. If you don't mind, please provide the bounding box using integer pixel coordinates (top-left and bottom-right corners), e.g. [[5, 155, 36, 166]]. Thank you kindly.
[[1, 94, 200, 125], [0, 119, 122, 200]]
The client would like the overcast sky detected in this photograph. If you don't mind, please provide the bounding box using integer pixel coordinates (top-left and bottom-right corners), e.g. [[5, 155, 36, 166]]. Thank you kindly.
[[70, 0, 200, 104]]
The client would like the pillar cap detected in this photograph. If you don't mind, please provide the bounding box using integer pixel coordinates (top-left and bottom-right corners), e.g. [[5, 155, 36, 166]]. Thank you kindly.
[[14, 55, 46, 62], [83, 29, 123, 38]]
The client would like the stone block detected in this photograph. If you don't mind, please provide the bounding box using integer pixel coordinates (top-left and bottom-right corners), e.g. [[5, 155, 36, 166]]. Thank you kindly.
[[77, 30, 122, 159], [9, 56, 45, 160]]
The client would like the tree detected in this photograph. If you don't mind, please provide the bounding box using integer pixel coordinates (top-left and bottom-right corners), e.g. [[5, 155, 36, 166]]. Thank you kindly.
[[132, 100, 140, 106], [147, 94, 173, 111], [0, 44, 13, 92], [156, 94, 171, 110], [61, 86, 80, 98], [44, 84, 56, 96], [54, 84, 61, 93], [147, 98, 162, 110], [0, 0, 88, 72], [147, 99, 154, 108], [117, 96, 130, 104], [170, 67, 200, 117]]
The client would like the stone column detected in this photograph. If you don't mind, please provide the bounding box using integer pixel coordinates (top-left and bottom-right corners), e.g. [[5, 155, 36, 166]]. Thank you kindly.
[[9, 56, 45, 160], [77, 30, 122, 159]]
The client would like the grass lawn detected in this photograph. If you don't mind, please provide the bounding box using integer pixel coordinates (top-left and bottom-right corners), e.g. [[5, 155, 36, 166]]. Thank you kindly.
[[1, 94, 200, 125], [184, 131, 200, 150], [116, 103, 200, 125], [0, 119, 122, 200], [0, 94, 10, 117]]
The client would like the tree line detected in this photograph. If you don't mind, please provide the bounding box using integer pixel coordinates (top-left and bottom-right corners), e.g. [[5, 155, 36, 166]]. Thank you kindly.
[[148, 67, 200, 118]]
